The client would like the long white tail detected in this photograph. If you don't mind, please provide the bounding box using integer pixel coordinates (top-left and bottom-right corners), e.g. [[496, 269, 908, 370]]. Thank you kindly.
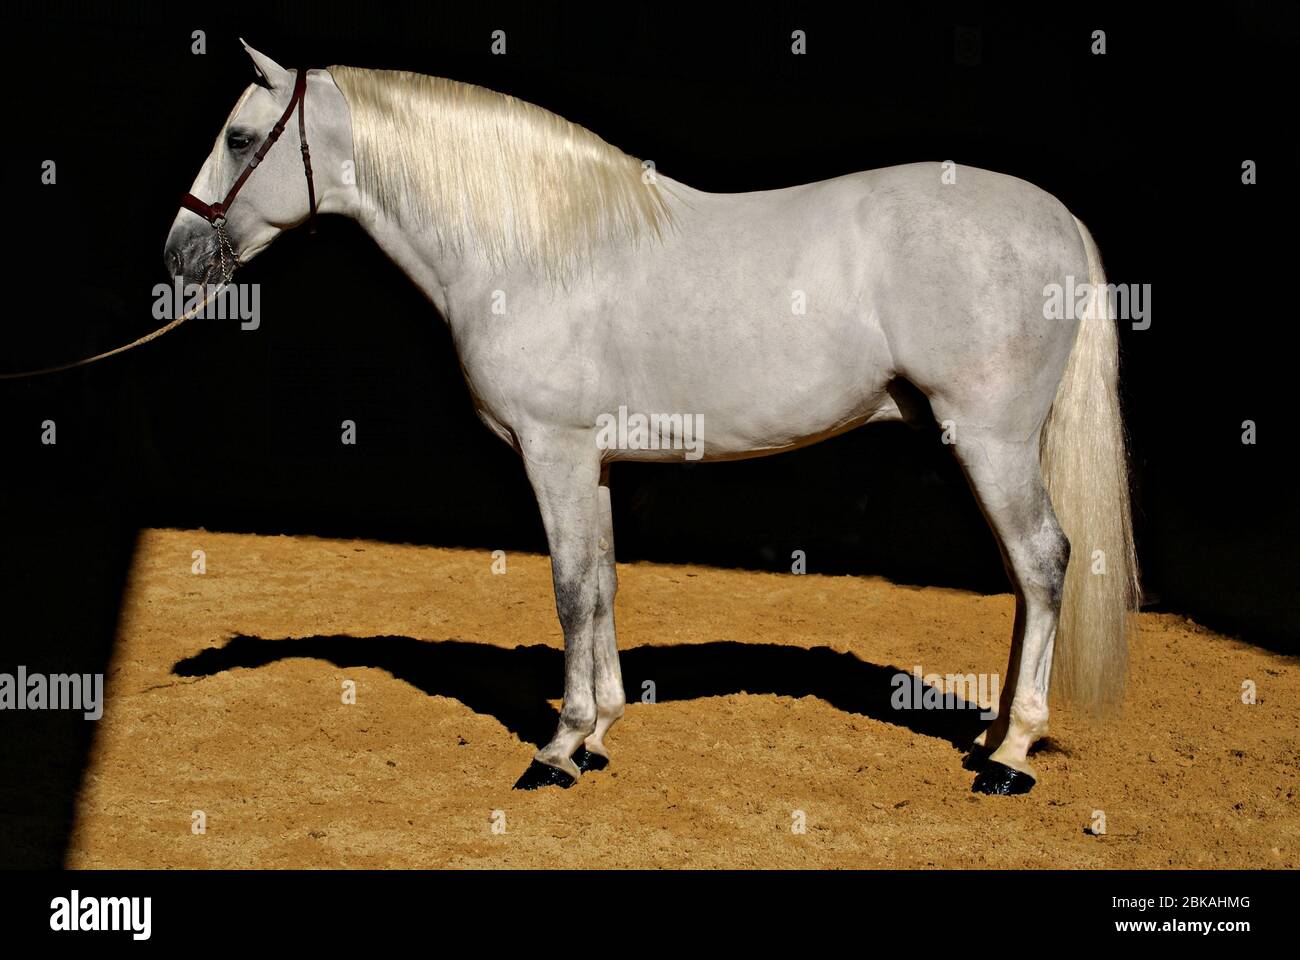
[[1039, 217, 1141, 710]]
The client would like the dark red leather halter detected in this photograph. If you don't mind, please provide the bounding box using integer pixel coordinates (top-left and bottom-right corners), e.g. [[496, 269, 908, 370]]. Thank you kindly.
[[180, 68, 317, 233]]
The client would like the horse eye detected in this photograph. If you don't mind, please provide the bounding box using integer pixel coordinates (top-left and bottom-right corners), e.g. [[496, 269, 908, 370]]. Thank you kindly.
[[227, 132, 254, 152]]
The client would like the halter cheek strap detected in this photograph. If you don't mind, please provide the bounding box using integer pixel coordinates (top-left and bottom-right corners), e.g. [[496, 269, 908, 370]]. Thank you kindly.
[[180, 68, 317, 233]]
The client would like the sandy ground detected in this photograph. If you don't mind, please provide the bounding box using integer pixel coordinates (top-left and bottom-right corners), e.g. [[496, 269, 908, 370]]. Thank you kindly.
[[65, 527, 1296, 868]]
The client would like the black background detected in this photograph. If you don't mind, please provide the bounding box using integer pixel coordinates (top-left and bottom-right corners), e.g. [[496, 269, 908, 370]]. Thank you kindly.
[[0, 868, 1289, 943], [2, 1, 1296, 867]]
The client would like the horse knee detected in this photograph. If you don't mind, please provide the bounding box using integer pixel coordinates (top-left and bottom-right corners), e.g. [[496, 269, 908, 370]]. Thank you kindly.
[[554, 562, 597, 633], [1008, 695, 1050, 742]]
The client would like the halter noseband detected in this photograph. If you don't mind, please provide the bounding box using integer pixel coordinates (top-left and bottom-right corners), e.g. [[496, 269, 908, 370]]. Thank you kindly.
[[180, 68, 317, 233]]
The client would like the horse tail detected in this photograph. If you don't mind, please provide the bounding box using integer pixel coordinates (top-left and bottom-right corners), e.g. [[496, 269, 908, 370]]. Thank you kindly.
[[1038, 216, 1141, 711]]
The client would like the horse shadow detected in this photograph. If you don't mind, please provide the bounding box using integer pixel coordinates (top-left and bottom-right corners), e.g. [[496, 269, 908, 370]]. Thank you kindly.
[[173, 635, 990, 751]]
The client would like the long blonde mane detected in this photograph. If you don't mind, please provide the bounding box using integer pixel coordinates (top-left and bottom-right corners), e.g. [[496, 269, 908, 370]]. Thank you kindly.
[[328, 65, 671, 280]]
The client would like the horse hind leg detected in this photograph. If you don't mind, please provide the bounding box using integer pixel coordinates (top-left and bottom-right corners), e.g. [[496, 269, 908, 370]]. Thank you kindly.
[[946, 425, 1069, 795]]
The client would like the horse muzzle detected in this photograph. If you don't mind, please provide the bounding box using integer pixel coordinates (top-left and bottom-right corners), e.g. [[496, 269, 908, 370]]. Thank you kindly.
[[164, 220, 239, 288]]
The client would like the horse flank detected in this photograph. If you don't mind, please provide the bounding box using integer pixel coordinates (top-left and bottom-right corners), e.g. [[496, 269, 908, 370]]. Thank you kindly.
[[328, 65, 672, 280]]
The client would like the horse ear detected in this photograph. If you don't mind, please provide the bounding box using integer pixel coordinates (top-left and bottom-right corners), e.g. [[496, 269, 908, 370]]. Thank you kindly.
[[240, 39, 292, 91]]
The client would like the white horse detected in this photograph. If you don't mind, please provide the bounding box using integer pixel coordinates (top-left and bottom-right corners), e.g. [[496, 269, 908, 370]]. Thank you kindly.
[[166, 44, 1139, 795]]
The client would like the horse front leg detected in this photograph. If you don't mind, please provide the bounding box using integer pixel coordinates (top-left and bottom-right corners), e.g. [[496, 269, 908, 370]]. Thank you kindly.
[[573, 469, 624, 771], [513, 430, 603, 789]]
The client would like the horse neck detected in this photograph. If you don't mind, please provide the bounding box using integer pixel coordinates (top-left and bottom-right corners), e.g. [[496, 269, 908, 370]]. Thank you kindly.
[[348, 178, 697, 324], [350, 205, 487, 322]]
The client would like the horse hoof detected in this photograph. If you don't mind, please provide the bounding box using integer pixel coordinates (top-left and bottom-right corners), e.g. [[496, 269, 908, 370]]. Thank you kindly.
[[513, 759, 577, 790], [962, 745, 991, 771], [971, 761, 1035, 795], [574, 746, 609, 773]]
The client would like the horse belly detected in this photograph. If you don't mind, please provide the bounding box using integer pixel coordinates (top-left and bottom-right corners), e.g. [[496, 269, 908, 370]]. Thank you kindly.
[[607, 253, 894, 461]]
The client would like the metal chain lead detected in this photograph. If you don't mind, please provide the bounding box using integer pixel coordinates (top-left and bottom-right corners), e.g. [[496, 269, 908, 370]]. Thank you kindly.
[[213, 219, 240, 285]]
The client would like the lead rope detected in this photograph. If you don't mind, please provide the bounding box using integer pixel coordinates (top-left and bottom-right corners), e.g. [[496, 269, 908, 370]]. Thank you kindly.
[[0, 282, 227, 380]]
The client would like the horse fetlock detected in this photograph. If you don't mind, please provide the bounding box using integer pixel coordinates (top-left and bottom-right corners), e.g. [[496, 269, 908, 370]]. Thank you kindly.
[[594, 683, 626, 718], [1008, 698, 1049, 743], [559, 703, 598, 738], [986, 702, 1047, 779]]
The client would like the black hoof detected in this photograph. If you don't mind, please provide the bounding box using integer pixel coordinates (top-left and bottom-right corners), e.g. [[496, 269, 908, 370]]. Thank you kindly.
[[962, 745, 992, 771], [971, 760, 1035, 796], [573, 746, 609, 773], [512, 759, 577, 790]]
